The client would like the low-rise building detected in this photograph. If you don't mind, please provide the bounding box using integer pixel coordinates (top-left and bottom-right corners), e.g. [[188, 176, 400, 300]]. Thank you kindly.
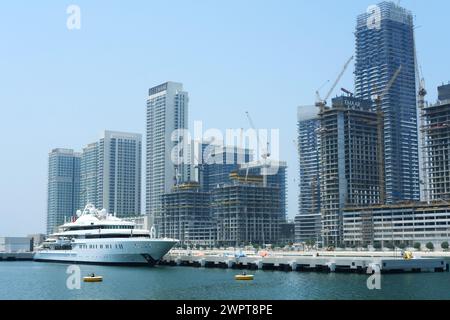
[[0, 237, 33, 253], [343, 202, 450, 248]]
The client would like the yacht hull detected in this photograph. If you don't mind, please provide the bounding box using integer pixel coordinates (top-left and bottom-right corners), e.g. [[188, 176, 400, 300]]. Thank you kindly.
[[34, 238, 177, 266]]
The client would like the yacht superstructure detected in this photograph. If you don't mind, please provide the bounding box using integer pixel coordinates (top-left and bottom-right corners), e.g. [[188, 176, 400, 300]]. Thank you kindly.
[[34, 204, 177, 266]]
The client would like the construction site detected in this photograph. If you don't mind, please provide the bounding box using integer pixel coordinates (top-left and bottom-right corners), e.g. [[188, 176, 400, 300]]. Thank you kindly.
[[160, 182, 215, 247], [421, 84, 450, 202], [211, 172, 283, 247]]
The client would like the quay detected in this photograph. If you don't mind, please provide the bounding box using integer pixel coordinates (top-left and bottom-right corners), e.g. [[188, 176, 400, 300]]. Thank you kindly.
[[0, 252, 34, 261], [161, 251, 449, 274]]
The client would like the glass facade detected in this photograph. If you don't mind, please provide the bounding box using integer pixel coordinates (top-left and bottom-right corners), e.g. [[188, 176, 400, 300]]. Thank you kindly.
[[355, 1, 419, 203], [46, 149, 81, 234]]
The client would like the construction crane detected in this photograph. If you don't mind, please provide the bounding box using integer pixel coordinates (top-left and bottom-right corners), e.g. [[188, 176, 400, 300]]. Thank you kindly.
[[373, 65, 402, 204], [315, 56, 354, 114], [299, 56, 354, 119], [245, 111, 270, 187], [414, 34, 428, 203]]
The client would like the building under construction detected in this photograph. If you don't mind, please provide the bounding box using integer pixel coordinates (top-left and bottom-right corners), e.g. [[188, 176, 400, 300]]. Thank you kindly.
[[320, 96, 380, 245], [295, 106, 322, 244], [422, 84, 450, 202], [160, 182, 215, 247], [211, 173, 282, 247], [238, 160, 287, 219]]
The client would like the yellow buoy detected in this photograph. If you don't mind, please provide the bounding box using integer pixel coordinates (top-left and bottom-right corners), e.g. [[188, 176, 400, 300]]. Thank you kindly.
[[235, 274, 254, 281], [83, 275, 103, 282]]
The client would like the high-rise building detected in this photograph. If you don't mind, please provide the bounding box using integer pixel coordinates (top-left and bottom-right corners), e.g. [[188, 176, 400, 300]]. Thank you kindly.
[[160, 182, 214, 247], [238, 160, 287, 219], [146, 82, 188, 218], [320, 96, 380, 245], [355, 1, 419, 203], [199, 143, 252, 192], [295, 106, 322, 243], [422, 85, 450, 202], [80, 142, 98, 208], [79, 131, 142, 217], [212, 176, 282, 247], [46, 148, 81, 234]]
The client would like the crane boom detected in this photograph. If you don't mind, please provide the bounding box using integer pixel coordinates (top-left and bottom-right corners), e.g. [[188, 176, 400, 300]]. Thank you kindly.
[[324, 55, 354, 102], [379, 66, 402, 101], [245, 111, 270, 186]]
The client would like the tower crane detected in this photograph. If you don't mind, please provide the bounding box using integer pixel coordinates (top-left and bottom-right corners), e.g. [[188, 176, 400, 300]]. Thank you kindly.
[[373, 65, 402, 205], [299, 55, 354, 120], [245, 111, 270, 187], [315, 56, 354, 114], [414, 34, 428, 203]]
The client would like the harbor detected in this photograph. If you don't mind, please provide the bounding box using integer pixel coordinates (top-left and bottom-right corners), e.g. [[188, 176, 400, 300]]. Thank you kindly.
[[161, 250, 449, 274], [1, 260, 450, 300], [0, 252, 34, 261]]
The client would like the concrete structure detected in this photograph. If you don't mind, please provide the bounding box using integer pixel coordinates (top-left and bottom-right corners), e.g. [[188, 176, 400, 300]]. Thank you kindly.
[[238, 160, 287, 219], [47, 148, 81, 234], [0, 237, 33, 253], [162, 251, 448, 274], [146, 82, 189, 220], [355, 1, 420, 203], [279, 221, 295, 245], [320, 96, 380, 245], [212, 175, 282, 247], [343, 202, 450, 248], [79, 131, 142, 217], [295, 106, 322, 243], [422, 85, 450, 202], [160, 183, 215, 246], [295, 214, 322, 244]]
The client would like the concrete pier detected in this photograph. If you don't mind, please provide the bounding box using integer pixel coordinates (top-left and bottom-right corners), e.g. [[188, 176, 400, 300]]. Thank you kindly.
[[161, 253, 448, 274], [0, 252, 34, 261]]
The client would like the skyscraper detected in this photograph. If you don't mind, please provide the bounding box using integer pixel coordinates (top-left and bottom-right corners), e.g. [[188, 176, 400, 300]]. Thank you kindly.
[[422, 84, 450, 202], [320, 96, 380, 245], [79, 131, 142, 217], [79, 142, 98, 208], [295, 106, 322, 243], [355, 1, 419, 203], [297, 107, 321, 216], [146, 82, 189, 217], [46, 148, 81, 234]]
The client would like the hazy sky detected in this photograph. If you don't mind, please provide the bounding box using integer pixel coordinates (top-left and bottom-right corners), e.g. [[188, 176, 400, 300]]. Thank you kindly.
[[0, 0, 449, 236]]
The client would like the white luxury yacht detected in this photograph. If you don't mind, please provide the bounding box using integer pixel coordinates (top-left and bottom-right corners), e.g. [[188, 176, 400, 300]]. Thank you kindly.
[[34, 204, 178, 266]]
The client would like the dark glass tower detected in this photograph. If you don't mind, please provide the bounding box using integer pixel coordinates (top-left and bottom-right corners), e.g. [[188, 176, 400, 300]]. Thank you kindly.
[[355, 1, 420, 203]]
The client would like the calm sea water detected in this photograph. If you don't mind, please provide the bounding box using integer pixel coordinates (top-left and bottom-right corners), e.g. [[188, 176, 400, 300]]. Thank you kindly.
[[0, 261, 449, 300]]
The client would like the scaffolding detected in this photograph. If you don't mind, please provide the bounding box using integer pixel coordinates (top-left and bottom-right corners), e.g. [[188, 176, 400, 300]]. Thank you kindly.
[[160, 183, 215, 247], [421, 100, 450, 202], [211, 178, 282, 247]]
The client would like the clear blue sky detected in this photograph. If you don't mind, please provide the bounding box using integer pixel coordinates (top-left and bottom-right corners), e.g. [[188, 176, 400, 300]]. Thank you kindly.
[[0, 0, 449, 236]]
